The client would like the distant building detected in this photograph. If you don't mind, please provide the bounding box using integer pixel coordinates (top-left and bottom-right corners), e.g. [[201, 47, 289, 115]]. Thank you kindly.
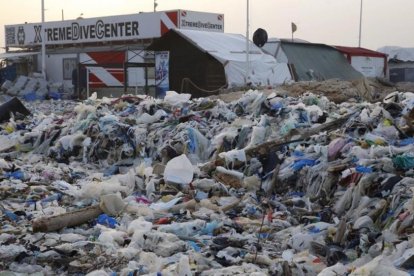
[[335, 46, 387, 79], [2, 10, 225, 93], [378, 46, 414, 83], [262, 39, 363, 82]]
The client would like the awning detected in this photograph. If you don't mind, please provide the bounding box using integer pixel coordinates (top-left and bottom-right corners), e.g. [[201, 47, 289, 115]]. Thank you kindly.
[[0, 52, 39, 59]]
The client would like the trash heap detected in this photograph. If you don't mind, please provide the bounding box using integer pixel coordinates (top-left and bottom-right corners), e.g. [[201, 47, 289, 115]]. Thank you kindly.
[[1, 75, 72, 101], [1, 89, 414, 275]]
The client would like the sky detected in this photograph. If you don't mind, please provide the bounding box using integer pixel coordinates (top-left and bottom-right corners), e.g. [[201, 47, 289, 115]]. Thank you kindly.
[[1, 0, 413, 52]]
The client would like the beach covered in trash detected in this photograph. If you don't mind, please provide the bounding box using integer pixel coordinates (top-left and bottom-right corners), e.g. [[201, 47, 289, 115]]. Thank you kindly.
[[0, 88, 414, 275]]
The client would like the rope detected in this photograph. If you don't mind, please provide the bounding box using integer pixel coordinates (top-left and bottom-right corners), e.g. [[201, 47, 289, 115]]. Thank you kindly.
[[180, 77, 228, 95]]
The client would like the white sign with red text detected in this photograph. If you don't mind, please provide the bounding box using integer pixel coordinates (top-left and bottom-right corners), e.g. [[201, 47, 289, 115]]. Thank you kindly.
[[5, 10, 224, 48]]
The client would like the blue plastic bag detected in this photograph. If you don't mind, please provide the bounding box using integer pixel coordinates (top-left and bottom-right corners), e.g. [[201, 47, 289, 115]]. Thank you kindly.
[[297, 110, 309, 124], [355, 165, 373, 173], [291, 159, 318, 171], [271, 102, 283, 111], [97, 214, 118, 228], [23, 91, 38, 102], [396, 138, 414, 147], [293, 150, 305, 157], [48, 92, 62, 100], [188, 241, 201, 252], [4, 210, 19, 221], [4, 170, 24, 180], [201, 221, 220, 236]]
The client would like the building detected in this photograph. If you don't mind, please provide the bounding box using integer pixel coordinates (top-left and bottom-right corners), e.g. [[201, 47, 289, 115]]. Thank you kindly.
[[378, 46, 414, 83], [3, 10, 225, 95], [335, 46, 387, 78], [262, 39, 363, 82]]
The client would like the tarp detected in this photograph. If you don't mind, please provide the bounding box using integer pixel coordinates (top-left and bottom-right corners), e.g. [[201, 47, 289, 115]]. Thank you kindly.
[[263, 40, 363, 81], [173, 29, 292, 87], [262, 39, 289, 63], [281, 42, 363, 81], [378, 46, 414, 62]]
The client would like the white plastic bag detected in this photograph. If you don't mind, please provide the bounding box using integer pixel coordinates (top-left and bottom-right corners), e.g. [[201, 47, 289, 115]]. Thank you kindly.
[[164, 154, 194, 185], [164, 91, 191, 106]]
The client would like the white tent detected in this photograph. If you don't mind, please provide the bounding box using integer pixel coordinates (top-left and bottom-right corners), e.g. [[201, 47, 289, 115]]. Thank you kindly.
[[174, 29, 292, 87], [378, 46, 414, 62]]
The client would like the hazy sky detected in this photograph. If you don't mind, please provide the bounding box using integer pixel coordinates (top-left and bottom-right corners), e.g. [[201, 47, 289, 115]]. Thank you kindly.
[[1, 0, 413, 52]]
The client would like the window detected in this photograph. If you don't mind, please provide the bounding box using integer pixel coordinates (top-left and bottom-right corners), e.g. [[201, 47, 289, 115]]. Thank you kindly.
[[63, 58, 77, 80]]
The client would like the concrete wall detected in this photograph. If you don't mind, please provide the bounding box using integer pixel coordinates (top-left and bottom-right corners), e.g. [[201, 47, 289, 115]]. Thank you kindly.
[[37, 53, 77, 89], [351, 56, 385, 78]]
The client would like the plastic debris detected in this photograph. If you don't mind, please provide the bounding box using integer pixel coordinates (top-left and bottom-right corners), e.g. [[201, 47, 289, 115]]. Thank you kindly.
[[0, 88, 413, 275], [0, 97, 30, 122], [164, 154, 194, 185], [97, 214, 118, 228]]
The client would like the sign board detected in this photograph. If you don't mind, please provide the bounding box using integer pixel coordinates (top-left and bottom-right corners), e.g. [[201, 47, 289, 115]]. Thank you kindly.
[[5, 13, 159, 47], [179, 10, 224, 32], [81, 51, 125, 87], [155, 51, 169, 98], [5, 10, 224, 48]]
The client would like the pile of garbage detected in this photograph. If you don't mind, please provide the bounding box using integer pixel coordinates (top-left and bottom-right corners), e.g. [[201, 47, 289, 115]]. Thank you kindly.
[[1, 74, 73, 101], [278, 78, 397, 104], [1, 89, 414, 275]]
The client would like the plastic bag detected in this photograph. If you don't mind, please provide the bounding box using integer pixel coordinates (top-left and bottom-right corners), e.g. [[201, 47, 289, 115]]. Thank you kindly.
[[164, 154, 194, 185], [164, 91, 191, 106], [137, 109, 167, 124], [159, 219, 206, 237], [396, 138, 414, 147], [291, 159, 318, 171], [187, 127, 210, 161], [97, 214, 118, 228], [328, 138, 347, 161], [149, 197, 182, 211], [393, 154, 414, 170], [365, 133, 387, 146], [236, 90, 266, 115], [4, 170, 25, 180], [355, 165, 373, 173], [100, 193, 127, 216], [280, 115, 297, 136]]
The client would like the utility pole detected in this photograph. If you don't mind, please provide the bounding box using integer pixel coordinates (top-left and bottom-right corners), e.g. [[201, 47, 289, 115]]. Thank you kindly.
[[358, 0, 363, 47], [154, 0, 157, 12], [41, 0, 46, 80], [245, 0, 250, 85]]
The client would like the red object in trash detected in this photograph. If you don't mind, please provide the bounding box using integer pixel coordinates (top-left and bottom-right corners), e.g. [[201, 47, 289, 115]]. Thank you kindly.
[[155, 217, 171, 225]]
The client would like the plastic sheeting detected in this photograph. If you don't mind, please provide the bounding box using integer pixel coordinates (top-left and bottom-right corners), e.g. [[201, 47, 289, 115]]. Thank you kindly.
[[174, 29, 292, 87], [379, 46, 414, 62]]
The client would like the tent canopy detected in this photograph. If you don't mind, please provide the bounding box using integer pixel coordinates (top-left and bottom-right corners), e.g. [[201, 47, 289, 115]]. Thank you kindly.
[[263, 40, 363, 81], [148, 29, 292, 88], [378, 46, 414, 62]]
